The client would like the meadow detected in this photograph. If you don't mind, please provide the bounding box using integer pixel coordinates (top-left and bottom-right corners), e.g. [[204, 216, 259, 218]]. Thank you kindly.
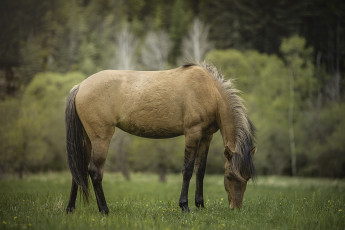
[[0, 172, 344, 230]]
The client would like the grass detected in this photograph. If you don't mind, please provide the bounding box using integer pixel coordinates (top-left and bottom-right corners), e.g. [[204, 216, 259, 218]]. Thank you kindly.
[[0, 172, 344, 230]]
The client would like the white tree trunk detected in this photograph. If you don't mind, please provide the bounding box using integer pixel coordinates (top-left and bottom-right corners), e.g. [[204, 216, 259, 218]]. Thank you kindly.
[[141, 30, 171, 70], [111, 24, 137, 70], [181, 18, 212, 63]]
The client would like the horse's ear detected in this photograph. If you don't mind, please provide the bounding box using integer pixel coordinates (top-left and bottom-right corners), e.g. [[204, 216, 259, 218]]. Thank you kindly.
[[251, 147, 257, 156], [224, 145, 233, 161]]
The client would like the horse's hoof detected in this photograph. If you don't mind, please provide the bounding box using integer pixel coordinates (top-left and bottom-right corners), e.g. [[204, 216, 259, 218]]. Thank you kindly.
[[195, 199, 204, 208], [99, 207, 109, 215], [179, 201, 190, 212], [181, 205, 190, 212], [195, 202, 204, 209], [66, 206, 75, 213]]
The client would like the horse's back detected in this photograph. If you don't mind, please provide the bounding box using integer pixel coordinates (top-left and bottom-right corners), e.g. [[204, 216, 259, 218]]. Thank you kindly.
[[76, 66, 219, 139]]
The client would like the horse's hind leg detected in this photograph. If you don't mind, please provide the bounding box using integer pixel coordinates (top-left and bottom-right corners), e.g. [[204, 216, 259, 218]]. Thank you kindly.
[[66, 135, 91, 213], [66, 179, 78, 213], [89, 135, 113, 214], [179, 128, 202, 212], [195, 135, 212, 208]]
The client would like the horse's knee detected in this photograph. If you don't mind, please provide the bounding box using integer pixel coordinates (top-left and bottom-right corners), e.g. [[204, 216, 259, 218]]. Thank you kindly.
[[89, 165, 103, 183], [91, 137, 111, 165], [89, 140, 108, 181]]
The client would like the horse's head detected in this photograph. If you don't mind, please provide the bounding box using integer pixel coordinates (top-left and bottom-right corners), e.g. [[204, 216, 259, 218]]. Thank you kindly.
[[223, 145, 256, 209]]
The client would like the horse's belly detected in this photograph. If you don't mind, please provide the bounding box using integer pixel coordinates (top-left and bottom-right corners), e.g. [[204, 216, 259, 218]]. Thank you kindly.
[[117, 92, 185, 138], [117, 119, 184, 139]]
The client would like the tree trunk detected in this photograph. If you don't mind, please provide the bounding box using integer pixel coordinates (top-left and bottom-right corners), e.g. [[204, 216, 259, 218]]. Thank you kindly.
[[116, 133, 131, 181], [158, 163, 167, 183], [19, 162, 24, 179], [289, 69, 297, 176], [157, 147, 167, 183], [19, 141, 28, 179], [121, 151, 131, 181], [119, 145, 131, 181], [334, 15, 341, 101]]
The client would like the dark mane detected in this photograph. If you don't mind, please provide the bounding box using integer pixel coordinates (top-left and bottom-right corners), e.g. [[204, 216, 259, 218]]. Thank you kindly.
[[184, 62, 256, 180], [182, 63, 196, 68]]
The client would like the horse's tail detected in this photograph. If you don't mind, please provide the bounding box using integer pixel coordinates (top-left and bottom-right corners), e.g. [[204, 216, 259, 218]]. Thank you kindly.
[[65, 85, 90, 202]]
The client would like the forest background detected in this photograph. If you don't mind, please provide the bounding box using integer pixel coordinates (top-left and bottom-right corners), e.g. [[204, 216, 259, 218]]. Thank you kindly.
[[0, 0, 344, 180]]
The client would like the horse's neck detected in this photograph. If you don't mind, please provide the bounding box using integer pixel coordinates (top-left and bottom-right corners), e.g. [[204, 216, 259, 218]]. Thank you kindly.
[[217, 99, 237, 152]]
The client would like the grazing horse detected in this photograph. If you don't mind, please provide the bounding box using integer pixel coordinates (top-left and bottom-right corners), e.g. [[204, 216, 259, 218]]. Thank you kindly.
[[65, 63, 256, 213]]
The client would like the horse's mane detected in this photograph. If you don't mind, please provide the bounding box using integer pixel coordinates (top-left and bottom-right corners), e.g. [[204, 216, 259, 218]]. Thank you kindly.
[[183, 62, 256, 180]]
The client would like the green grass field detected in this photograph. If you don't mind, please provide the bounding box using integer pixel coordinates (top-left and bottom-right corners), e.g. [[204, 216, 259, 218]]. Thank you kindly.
[[0, 172, 344, 230]]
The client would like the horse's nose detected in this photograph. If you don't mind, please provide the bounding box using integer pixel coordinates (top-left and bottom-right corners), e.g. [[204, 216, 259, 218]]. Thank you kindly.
[[230, 203, 234, 209], [230, 199, 242, 209]]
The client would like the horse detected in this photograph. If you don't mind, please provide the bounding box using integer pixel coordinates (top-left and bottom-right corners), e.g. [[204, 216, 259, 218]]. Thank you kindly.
[[65, 62, 256, 214]]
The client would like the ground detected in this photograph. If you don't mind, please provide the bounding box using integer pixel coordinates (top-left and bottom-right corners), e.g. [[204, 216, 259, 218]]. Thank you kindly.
[[0, 172, 344, 229]]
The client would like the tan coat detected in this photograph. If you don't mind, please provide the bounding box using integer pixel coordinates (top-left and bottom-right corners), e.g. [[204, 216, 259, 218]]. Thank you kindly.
[[65, 63, 255, 213], [76, 66, 219, 140]]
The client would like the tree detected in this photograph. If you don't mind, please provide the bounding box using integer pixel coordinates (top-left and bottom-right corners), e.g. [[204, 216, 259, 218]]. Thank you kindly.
[[180, 18, 212, 63], [206, 49, 291, 175], [126, 136, 185, 182], [110, 24, 138, 70], [141, 30, 171, 70], [0, 0, 46, 96], [182, 18, 212, 62], [169, 0, 192, 63], [0, 97, 22, 175], [0, 72, 84, 177], [108, 130, 131, 181], [281, 35, 315, 176], [310, 102, 345, 177]]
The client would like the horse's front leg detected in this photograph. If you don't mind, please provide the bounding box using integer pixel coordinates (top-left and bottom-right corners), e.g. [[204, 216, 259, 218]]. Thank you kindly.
[[179, 128, 202, 212], [195, 135, 213, 208]]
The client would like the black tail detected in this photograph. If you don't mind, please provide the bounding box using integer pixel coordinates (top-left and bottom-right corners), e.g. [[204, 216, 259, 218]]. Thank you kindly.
[[65, 85, 90, 202]]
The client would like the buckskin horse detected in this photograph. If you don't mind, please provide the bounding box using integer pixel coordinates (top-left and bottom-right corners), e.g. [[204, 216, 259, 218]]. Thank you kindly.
[[65, 62, 256, 214]]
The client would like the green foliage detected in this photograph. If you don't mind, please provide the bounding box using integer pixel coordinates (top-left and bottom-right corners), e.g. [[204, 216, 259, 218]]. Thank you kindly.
[[206, 132, 225, 174], [0, 97, 22, 173], [0, 72, 85, 175], [206, 49, 291, 175], [0, 0, 344, 178], [281, 35, 316, 105], [106, 130, 185, 180], [298, 102, 345, 177], [169, 0, 192, 63], [205, 36, 345, 177], [0, 173, 344, 229], [128, 135, 185, 173], [316, 103, 345, 177], [2, 0, 344, 97]]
